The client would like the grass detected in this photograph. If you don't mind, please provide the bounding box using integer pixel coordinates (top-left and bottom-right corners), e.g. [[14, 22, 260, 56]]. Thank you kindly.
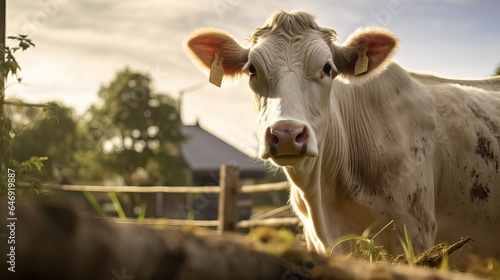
[[326, 221, 475, 271], [82, 191, 104, 215], [247, 222, 500, 278], [401, 224, 416, 265], [329, 220, 395, 263], [82, 191, 149, 222], [107, 192, 126, 218]]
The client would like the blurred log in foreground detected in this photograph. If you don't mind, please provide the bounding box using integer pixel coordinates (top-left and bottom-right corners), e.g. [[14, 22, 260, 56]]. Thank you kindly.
[[0, 201, 483, 280]]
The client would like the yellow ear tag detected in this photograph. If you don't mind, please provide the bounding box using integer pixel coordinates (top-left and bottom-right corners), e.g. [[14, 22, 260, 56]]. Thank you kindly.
[[209, 51, 224, 87], [354, 46, 369, 76]]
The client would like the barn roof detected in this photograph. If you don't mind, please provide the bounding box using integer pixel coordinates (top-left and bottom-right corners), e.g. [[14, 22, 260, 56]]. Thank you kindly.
[[180, 124, 267, 180]]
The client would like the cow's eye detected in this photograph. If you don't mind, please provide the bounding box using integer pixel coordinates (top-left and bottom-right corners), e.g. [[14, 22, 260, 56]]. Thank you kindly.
[[248, 64, 256, 76], [323, 63, 332, 76]]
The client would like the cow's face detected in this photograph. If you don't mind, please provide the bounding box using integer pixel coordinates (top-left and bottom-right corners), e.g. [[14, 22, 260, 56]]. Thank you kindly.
[[246, 33, 335, 166], [185, 11, 397, 167]]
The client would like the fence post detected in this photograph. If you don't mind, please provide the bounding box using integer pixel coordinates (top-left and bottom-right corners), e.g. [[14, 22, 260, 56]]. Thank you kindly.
[[217, 164, 240, 234]]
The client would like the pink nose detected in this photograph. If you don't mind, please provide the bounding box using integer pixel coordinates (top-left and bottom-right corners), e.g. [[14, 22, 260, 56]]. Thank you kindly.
[[265, 124, 309, 156]]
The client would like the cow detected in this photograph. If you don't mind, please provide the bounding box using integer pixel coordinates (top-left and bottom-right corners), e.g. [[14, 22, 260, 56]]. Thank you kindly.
[[184, 10, 500, 266]]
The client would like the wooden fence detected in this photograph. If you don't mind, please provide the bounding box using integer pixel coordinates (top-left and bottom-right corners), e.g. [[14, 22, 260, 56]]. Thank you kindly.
[[47, 164, 300, 234]]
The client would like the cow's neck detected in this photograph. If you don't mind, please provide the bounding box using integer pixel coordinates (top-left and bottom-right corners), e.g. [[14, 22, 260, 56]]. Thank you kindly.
[[335, 63, 435, 195], [283, 95, 350, 199]]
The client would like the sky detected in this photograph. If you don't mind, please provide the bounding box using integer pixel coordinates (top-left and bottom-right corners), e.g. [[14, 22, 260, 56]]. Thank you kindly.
[[6, 0, 500, 157]]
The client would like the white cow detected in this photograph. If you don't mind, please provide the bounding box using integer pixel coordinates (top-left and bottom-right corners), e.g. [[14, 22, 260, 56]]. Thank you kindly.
[[185, 10, 500, 265]]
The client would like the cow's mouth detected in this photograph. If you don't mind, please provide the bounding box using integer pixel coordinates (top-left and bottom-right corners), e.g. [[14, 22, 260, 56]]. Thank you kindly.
[[269, 154, 307, 166], [263, 143, 318, 166], [270, 143, 307, 157]]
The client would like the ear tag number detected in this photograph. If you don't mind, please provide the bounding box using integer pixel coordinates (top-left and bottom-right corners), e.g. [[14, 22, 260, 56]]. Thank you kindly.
[[209, 51, 224, 87], [354, 46, 369, 76]]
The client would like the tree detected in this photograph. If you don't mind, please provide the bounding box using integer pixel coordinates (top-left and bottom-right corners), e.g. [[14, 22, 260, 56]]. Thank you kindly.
[[9, 102, 79, 182], [496, 63, 500, 76], [84, 68, 188, 186]]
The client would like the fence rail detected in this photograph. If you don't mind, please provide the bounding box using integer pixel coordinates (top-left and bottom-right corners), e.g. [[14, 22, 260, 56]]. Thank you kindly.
[[46, 164, 298, 233], [51, 185, 221, 194], [49, 181, 289, 194]]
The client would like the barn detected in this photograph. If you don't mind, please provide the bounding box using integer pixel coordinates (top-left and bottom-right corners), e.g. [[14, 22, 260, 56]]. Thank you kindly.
[[179, 123, 267, 220]]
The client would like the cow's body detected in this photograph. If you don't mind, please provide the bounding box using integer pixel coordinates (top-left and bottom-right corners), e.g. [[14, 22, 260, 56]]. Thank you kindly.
[[185, 10, 500, 266], [297, 62, 500, 259]]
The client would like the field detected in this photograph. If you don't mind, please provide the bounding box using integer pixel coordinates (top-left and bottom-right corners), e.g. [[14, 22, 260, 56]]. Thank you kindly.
[[1, 200, 499, 280]]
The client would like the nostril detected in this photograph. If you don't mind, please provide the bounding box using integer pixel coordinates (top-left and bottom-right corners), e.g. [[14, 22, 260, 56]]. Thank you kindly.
[[294, 127, 308, 144], [271, 134, 279, 145], [295, 132, 306, 144], [266, 127, 280, 146]]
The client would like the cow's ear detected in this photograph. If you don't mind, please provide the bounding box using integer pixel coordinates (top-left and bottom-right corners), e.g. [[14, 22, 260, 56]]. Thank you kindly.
[[333, 28, 398, 78], [184, 29, 249, 79]]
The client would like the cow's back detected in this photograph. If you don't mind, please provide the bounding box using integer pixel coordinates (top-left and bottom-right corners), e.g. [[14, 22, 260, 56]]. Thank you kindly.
[[411, 72, 500, 91]]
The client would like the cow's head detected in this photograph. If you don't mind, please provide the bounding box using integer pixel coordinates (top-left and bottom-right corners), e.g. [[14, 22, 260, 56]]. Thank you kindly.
[[185, 10, 397, 167]]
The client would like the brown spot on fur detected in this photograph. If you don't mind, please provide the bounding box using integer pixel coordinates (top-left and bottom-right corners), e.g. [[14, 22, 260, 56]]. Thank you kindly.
[[407, 188, 423, 218], [476, 134, 495, 160], [469, 102, 500, 171], [476, 133, 500, 171], [470, 182, 490, 202], [407, 187, 432, 234], [469, 102, 498, 134]]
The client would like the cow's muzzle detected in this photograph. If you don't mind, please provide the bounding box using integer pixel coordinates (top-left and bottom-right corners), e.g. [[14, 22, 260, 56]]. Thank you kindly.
[[261, 120, 317, 165], [268, 127, 307, 156]]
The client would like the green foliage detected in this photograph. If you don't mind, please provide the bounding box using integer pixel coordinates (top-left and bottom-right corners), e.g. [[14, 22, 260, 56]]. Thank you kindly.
[[0, 157, 48, 197], [19, 156, 48, 172], [1, 102, 66, 194], [1, 35, 35, 83], [0, 34, 49, 198], [496, 63, 500, 76], [83, 68, 188, 185], [8, 103, 79, 182]]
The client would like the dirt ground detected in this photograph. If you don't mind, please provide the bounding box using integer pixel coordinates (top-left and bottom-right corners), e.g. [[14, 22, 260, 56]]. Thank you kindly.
[[1, 201, 498, 280]]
